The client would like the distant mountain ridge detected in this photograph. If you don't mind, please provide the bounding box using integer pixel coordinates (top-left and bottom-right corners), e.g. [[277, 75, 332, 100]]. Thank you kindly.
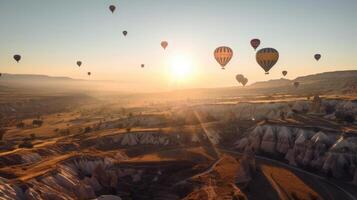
[[1, 70, 356, 96], [0, 73, 77, 81]]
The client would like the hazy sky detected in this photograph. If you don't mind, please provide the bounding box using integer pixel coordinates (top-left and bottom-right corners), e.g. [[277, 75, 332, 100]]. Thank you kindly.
[[0, 0, 356, 91]]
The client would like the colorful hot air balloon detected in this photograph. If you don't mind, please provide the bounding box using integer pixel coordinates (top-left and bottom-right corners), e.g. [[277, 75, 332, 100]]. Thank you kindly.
[[87, 72, 91, 76], [214, 46, 233, 70], [161, 41, 168, 50], [123, 31, 127, 36], [109, 5, 116, 13], [141, 64, 145, 68], [282, 70, 288, 76], [77, 61, 82, 67], [293, 82, 300, 88], [250, 39, 260, 51], [256, 48, 279, 74], [13, 54, 21, 63], [314, 54, 321, 61]]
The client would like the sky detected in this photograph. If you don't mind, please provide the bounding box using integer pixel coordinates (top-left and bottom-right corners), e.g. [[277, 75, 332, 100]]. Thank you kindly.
[[0, 0, 356, 91]]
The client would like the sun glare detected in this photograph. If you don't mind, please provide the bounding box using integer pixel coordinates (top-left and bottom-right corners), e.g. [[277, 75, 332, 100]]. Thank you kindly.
[[170, 55, 193, 81]]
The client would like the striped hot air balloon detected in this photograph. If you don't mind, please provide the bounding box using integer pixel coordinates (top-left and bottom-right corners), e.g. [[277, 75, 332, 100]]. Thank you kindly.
[[250, 39, 260, 51], [214, 46, 233, 70], [256, 48, 279, 74]]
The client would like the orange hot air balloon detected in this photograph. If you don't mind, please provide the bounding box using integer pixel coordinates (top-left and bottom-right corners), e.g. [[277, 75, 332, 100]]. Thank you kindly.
[[256, 48, 279, 74], [250, 39, 260, 51], [161, 41, 168, 50], [214, 46, 233, 70], [109, 5, 116, 13], [77, 61, 82, 67], [13, 54, 21, 63], [282, 70, 287, 76]]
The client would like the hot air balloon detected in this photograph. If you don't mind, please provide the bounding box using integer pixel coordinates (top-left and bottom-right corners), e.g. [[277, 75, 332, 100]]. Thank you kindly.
[[13, 54, 21, 63], [109, 5, 116, 13], [250, 39, 260, 51], [214, 46, 233, 70], [0, 73, 2, 77], [77, 61, 82, 67], [242, 77, 248, 86], [87, 72, 91, 76], [314, 54, 321, 61], [235, 74, 244, 83], [256, 48, 279, 74], [123, 31, 127, 36], [282, 70, 288, 76], [161, 41, 168, 50], [293, 82, 299, 88], [141, 64, 145, 68]]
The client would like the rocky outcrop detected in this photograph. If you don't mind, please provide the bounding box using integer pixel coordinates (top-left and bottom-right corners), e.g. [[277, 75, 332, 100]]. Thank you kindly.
[[193, 99, 357, 123], [0, 177, 24, 200], [235, 124, 357, 180], [120, 132, 170, 146]]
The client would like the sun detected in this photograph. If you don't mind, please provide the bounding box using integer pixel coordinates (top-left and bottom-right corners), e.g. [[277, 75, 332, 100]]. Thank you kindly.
[[170, 55, 193, 81]]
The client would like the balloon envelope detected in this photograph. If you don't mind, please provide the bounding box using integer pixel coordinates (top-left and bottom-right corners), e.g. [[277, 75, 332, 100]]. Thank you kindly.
[[235, 74, 244, 83], [161, 41, 168, 49], [214, 46, 233, 69], [256, 48, 279, 74], [314, 54, 321, 61], [282, 70, 288, 76], [77, 61, 82, 67], [141, 64, 145, 68], [109, 5, 116, 13], [123, 31, 127, 36], [250, 39, 260, 50], [242, 77, 248, 86], [87, 72, 91, 76], [13, 54, 21, 63]]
